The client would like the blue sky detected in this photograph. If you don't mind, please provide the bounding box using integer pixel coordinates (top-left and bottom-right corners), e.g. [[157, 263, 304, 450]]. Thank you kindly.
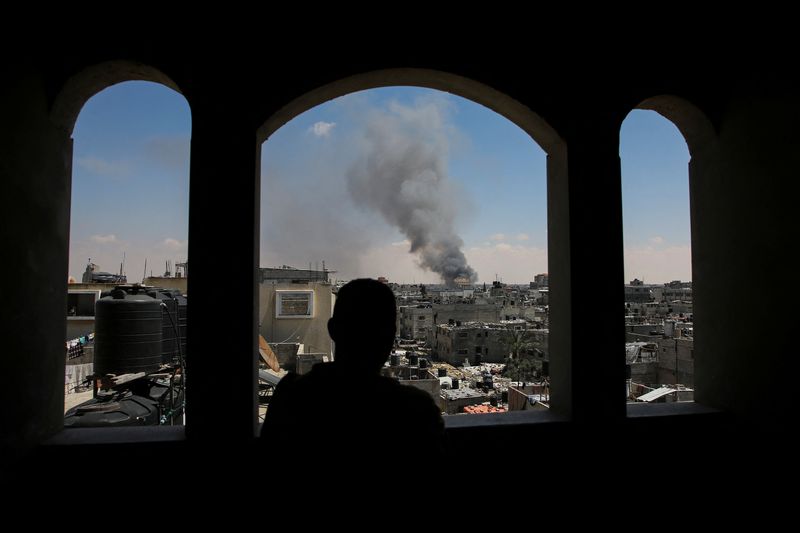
[[69, 82, 691, 285], [620, 110, 691, 283]]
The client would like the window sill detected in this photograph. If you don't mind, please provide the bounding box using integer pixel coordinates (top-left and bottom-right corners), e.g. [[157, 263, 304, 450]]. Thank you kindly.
[[444, 409, 568, 430], [626, 401, 721, 418], [44, 425, 185, 446]]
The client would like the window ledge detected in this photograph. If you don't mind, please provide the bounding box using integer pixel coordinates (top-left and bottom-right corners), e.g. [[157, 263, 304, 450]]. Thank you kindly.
[[44, 425, 185, 447], [444, 409, 568, 430], [626, 401, 721, 418]]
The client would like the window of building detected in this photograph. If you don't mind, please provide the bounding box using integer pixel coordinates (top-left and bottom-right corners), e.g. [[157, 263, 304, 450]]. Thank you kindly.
[[63, 78, 190, 428], [259, 81, 553, 420], [621, 107, 694, 403], [67, 291, 99, 317], [276, 290, 314, 318]]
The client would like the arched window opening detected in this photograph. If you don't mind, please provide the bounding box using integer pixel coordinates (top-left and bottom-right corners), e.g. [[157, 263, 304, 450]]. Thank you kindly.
[[64, 80, 191, 428], [258, 85, 552, 421], [621, 109, 694, 405]]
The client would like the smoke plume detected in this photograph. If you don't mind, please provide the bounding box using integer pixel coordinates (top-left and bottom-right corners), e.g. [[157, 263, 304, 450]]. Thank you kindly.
[[347, 100, 477, 287]]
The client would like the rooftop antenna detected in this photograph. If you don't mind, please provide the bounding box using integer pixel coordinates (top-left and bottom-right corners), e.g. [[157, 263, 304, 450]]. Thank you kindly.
[[143, 258, 147, 282]]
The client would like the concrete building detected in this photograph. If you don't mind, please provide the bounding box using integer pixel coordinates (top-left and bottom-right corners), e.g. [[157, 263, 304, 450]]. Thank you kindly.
[[440, 388, 488, 414], [431, 302, 502, 325], [657, 336, 694, 387], [624, 279, 657, 303], [66, 289, 100, 340], [398, 304, 434, 340], [258, 280, 334, 364], [433, 321, 549, 365], [143, 276, 187, 294], [383, 364, 442, 404], [508, 383, 550, 411]]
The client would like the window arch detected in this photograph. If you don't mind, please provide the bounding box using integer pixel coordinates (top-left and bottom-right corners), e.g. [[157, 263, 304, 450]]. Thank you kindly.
[[256, 69, 576, 420]]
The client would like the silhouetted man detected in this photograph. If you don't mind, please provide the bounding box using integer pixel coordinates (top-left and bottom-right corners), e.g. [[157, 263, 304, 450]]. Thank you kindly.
[[260, 278, 445, 467]]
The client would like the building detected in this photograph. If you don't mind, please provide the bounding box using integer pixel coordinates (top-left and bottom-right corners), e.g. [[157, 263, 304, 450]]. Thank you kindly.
[[258, 267, 335, 364], [398, 304, 433, 340], [3, 39, 794, 493], [433, 320, 548, 365]]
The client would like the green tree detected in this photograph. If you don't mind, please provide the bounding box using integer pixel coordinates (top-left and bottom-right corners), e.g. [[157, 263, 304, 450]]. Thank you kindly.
[[502, 356, 538, 382], [502, 328, 533, 360]]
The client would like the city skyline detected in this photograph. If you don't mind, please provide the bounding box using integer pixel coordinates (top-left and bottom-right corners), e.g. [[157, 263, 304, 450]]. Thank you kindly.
[[69, 82, 691, 285]]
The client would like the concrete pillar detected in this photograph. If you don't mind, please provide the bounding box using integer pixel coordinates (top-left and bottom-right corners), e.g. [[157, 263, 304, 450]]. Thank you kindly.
[[558, 117, 627, 423], [0, 66, 71, 454], [186, 94, 259, 441]]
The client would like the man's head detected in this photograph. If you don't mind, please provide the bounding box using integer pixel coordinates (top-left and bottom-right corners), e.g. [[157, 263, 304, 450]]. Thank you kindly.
[[328, 278, 396, 372]]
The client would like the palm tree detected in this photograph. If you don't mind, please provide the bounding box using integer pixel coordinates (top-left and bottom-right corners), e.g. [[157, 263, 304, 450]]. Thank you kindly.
[[502, 328, 533, 360]]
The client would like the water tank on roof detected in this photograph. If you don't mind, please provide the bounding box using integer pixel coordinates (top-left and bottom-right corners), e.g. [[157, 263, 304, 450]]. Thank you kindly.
[[451, 377, 460, 389], [390, 354, 400, 367], [408, 353, 419, 366], [419, 358, 428, 369], [163, 290, 187, 363], [95, 289, 162, 375], [437, 367, 447, 377], [147, 289, 178, 365]]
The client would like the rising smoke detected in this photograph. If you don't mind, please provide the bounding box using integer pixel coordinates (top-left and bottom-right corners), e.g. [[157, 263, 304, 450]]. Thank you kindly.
[[347, 100, 477, 287]]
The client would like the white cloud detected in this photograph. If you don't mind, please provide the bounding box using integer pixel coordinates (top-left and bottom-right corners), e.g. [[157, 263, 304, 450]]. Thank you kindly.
[[490, 233, 506, 241], [90, 234, 117, 244], [649, 236, 665, 245], [309, 121, 336, 137], [162, 238, 187, 250], [76, 157, 130, 179], [515, 233, 530, 241]]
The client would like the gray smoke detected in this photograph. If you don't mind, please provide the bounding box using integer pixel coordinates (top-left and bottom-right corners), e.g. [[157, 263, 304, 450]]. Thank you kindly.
[[347, 100, 477, 287]]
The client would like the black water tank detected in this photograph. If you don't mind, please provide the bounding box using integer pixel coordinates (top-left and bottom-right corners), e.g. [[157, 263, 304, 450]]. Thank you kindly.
[[451, 377, 460, 389], [408, 353, 419, 366], [437, 368, 447, 377], [172, 292, 188, 362], [419, 358, 428, 369], [148, 290, 178, 364], [64, 392, 159, 427], [390, 354, 400, 366], [95, 289, 162, 375]]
